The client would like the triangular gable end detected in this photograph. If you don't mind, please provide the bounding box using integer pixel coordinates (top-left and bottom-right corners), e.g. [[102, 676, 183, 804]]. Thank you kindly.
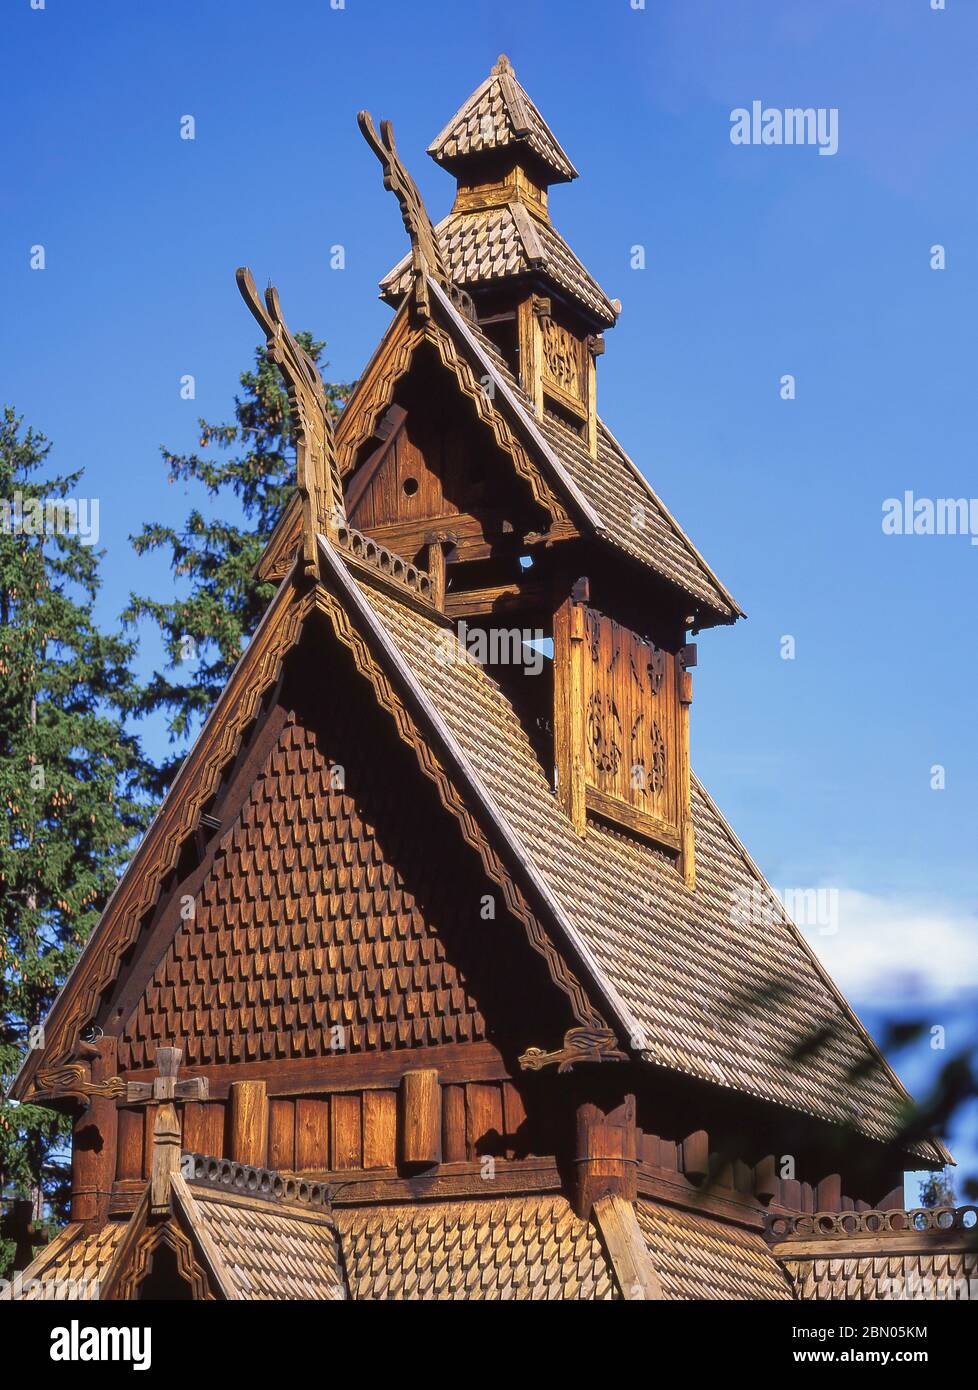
[[14, 546, 625, 1105]]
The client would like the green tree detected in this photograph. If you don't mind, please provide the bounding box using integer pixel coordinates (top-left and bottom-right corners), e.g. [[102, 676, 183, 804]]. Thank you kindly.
[[919, 1169, 956, 1208], [124, 335, 350, 795], [0, 408, 150, 1274]]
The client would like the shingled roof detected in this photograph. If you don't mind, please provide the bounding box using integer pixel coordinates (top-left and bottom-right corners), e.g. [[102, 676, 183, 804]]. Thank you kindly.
[[380, 204, 619, 328], [636, 1200, 792, 1300], [1, 1220, 126, 1300], [338, 1195, 615, 1300], [429, 280, 742, 622], [319, 537, 934, 1158], [428, 54, 578, 183]]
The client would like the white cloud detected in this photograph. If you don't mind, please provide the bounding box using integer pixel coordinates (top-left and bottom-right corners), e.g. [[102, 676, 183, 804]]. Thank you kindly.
[[799, 889, 978, 1007]]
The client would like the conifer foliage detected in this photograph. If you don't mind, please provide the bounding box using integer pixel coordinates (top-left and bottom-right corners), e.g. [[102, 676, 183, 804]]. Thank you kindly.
[[124, 335, 350, 794], [0, 408, 149, 1268]]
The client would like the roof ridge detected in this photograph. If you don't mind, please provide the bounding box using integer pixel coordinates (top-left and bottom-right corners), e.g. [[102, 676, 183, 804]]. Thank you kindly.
[[595, 418, 744, 620]]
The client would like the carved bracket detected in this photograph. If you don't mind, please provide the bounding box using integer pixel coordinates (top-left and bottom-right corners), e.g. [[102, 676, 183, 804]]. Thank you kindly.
[[518, 1026, 628, 1074]]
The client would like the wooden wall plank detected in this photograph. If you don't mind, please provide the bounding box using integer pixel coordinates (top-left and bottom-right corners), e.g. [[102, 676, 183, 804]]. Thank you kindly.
[[268, 1099, 296, 1172], [502, 1082, 527, 1159], [203, 1103, 225, 1161], [295, 1098, 329, 1170], [362, 1090, 397, 1170], [116, 1108, 144, 1182], [465, 1082, 504, 1159], [331, 1093, 363, 1171], [442, 1085, 467, 1163], [400, 1070, 441, 1167], [229, 1080, 268, 1167]]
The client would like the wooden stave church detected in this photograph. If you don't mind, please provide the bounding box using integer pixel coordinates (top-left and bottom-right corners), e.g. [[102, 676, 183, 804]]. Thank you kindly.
[[6, 55, 975, 1302]]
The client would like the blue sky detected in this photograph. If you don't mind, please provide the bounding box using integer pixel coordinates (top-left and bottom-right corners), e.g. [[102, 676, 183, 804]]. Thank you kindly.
[[2, 0, 976, 1195]]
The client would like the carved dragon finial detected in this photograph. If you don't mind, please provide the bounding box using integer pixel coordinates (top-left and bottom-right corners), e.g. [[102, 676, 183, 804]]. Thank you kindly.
[[357, 110, 473, 322], [519, 1026, 628, 1074], [236, 267, 346, 577]]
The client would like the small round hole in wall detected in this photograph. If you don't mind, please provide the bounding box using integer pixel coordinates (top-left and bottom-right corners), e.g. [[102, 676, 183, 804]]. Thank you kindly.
[[402, 476, 419, 497]]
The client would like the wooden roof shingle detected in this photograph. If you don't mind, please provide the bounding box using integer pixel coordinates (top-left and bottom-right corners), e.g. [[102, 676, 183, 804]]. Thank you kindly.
[[428, 55, 578, 183], [636, 1201, 793, 1300], [380, 205, 619, 328], [337, 1195, 615, 1300]]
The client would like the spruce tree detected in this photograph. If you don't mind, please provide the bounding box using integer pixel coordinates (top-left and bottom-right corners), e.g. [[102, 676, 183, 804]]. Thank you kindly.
[[0, 408, 149, 1273], [124, 335, 350, 795]]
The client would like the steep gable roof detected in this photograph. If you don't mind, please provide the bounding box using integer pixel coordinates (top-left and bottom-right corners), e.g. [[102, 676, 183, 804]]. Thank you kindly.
[[15, 500, 936, 1162], [317, 536, 939, 1160], [429, 279, 741, 621], [259, 276, 741, 624], [11, 549, 612, 1101]]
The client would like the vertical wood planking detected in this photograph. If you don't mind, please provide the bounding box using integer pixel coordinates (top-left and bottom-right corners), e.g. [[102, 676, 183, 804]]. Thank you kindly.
[[268, 1099, 296, 1172], [465, 1082, 504, 1159], [228, 1080, 268, 1166], [553, 596, 585, 833], [181, 1102, 205, 1157], [203, 1102, 225, 1160], [331, 1093, 363, 1170], [116, 1108, 144, 1181], [502, 1082, 527, 1159], [400, 1071, 441, 1167], [141, 1104, 157, 1180], [294, 1098, 329, 1170], [442, 1084, 467, 1163], [362, 1090, 397, 1169]]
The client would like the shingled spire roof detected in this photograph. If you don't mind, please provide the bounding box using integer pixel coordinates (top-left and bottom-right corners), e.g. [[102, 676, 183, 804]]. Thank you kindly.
[[428, 54, 578, 183], [383, 57, 618, 330]]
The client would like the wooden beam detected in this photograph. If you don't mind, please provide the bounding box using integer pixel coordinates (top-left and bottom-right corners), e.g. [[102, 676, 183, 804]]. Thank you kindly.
[[150, 1103, 181, 1214], [442, 1085, 467, 1163], [228, 1080, 268, 1167], [677, 661, 695, 888], [362, 1090, 397, 1170], [70, 1036, 118, 1222], [118, 1040, 510, 1100], [400, 1069, 441, 1169], [425, 539, 447, 610], [573, 1097, 638, 1217], [592, 1193, 663, 1300], [553, 593, 586, 834]]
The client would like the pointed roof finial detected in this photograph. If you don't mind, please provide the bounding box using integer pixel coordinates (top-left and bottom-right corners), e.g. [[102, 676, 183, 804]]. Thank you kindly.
[[428, 57, 578, 184]]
